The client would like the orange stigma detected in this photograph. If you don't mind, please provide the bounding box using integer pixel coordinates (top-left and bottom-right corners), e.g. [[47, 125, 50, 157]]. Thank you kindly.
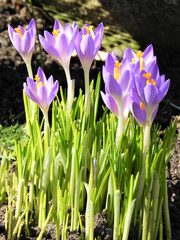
[[14, 27, 23, 38], [52, 29, 60, 39], [143, 73, 156, 86], [114, 60, 123, 81], [140, 101, 145, 111]]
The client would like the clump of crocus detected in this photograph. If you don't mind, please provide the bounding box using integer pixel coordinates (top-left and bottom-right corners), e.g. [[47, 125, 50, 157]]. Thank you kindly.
[[39, 19, 78, 112], [8, 19, 36, 78], [74, 23, 104, 115], [131, 62, 170, 149], [24, 67, 59, 129], [101, 52, 133, 147]]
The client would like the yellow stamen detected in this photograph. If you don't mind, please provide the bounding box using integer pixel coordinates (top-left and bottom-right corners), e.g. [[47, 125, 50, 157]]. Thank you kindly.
[[85, 26, 93, 35], [132, 58, 135, 64], [114, 60, 123, 81], [37, 82, 45, 90], [143, 72, 156, 86], [14, 27, 23, 38], [136, 51, 143, 59], [140, 101, 145, 111], [52, 29, 60, 39], [34, 75, 40, 82], [82, 25, 93, 38], [136, 51, 144, 71], [140, 57, 143, 72]]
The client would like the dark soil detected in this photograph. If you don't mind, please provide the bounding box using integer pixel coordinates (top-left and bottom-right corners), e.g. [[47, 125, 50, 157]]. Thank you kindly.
[[0, 0, 179, 239]]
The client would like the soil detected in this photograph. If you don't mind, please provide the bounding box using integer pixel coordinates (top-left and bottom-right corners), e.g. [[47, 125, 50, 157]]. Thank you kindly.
[[0, 0, 179, 239]]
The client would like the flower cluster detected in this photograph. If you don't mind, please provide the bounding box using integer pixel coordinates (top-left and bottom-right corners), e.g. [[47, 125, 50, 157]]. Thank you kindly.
[[8, 19, 170, 132], [8, 19, 104, 116], [101, 45, 170, 128]]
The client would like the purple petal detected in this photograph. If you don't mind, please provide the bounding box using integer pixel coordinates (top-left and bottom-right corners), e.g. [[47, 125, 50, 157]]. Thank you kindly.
[[123, 47, 136, 62], [54, 19, 64, 32], [39, 35, 61, 60], [47, 80, 59, 104], [143, 44, 154, 63], [101, 92, 119, 117], [24, 84, 40, 105], [153, 79, 170, 104], [21, 31, 31, 53], [135, 73, 146, 102], [27, 77, 37, 95], [12, 31, 22, 52], [44, 30, 56, 47], [105, 73, 122, 102], [46, 75, 54, 88], [55, 33, 69, 55], [118, 70, 132, 95], [132, 102, 146, 126], [80, 35, 95, 58], [37, 67, 46, 84], [144, 84, 158, 105], [8, 25, 15, 45], [37, 86, 48, 112], [104, 53, 117, 75]]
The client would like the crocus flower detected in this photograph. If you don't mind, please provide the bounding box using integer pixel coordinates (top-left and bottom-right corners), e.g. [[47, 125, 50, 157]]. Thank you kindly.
[[131, 63, 170, 127], [101, 52, 134, 146], [73, 22, 104, 115], [123, 44, 157, 73], [130, 88, 158, 127], [24, 67, 59, 115], [74, 22, 104, 71], [39, 19, 78, 112], [39, 19, 78, 71], [8, 19, 36, 66], [101, 52, 133, 123]]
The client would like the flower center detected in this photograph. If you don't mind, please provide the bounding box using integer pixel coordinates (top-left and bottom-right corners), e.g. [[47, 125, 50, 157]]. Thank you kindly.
[[52, 29, 60, 39], [14, 27, 23, 38], [82, 25, 93, 38], [34, 75, 45, 89], [143, 73, 156, 86], [114, 60, 123, 81]]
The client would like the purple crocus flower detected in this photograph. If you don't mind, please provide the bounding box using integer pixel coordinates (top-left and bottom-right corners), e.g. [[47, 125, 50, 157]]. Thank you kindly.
[[130, 88, 158, 127], [101, 52, 133, 123], [39, 19, 78, 71], [101, 52, 134, 146], [74, 23, 104, 71], [8, 19, 36, 65], [131, 63, 170, 126], [24, 67, 59, 114], [123, 44, 157, 72]]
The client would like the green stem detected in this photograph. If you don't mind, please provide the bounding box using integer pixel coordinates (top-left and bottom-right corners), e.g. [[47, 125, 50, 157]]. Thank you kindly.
[[84, 68, 91, 116], [113, 190, 120, 240], [163, 171, 172, 240], [143, 122, 151, 162], [37, 205, 55, 240], [26, 63, 33, 79], [15, 179, 25, 220], [64, 67, 75, 113], [115, 104, 124, 148]]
